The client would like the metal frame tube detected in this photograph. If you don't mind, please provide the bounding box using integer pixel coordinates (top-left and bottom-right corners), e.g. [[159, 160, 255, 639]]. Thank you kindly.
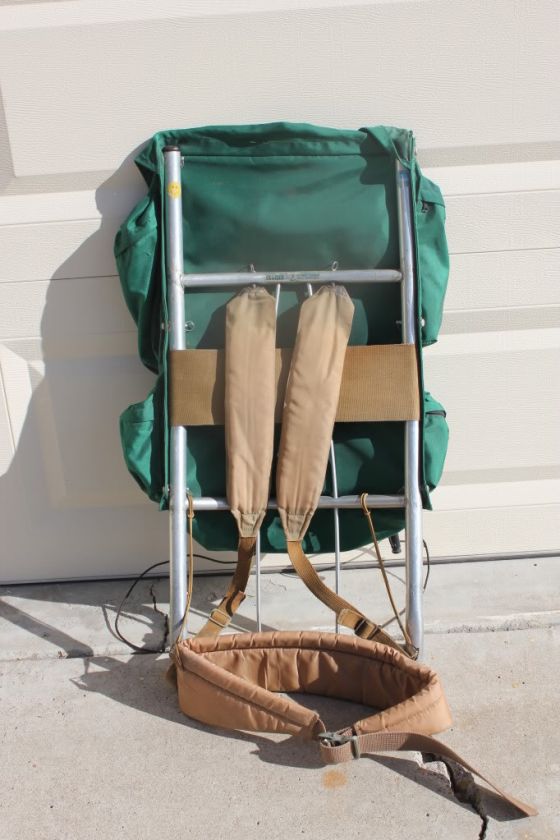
[[164, 147, 188, 644], [396, 160, 424, 656], [182, 268, 401, 289], [187, 493, 405, 511]]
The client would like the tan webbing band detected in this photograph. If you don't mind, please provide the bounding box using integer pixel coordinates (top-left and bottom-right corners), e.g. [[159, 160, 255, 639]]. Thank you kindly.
[[169, 343, 420, 426], [197, 536, 256, 638]]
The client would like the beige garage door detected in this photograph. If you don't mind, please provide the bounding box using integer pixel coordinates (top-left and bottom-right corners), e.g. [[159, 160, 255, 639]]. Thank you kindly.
[[0, 1, 558, 582]]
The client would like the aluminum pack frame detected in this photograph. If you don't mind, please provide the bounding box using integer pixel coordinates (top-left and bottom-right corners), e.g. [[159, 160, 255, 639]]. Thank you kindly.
[[163, 148, 424, 655]]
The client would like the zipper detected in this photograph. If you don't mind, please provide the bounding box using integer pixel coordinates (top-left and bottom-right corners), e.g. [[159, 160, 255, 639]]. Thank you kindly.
[[426, 409, 446, 418]]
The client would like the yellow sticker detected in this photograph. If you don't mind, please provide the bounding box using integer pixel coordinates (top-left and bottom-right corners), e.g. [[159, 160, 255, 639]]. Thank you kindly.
[[167, 181, 181, 199]]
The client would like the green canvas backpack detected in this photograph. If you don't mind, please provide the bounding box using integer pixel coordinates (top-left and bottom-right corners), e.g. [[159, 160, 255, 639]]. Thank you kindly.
[[114, 122, 449, 554]]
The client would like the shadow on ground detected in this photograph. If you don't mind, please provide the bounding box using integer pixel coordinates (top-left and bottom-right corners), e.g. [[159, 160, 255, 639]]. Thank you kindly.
[[0, 574, 525, 829]]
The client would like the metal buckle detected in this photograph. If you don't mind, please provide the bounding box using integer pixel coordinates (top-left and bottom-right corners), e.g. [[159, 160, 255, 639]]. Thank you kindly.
[[354, 617, 375, 638], [318, 731, 361, 759], [354, 617, 383, 642]]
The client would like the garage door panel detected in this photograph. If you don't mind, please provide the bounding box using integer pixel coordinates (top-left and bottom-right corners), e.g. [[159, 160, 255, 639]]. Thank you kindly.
[[1, 1, 558, 176], [445, 191, 560, 254], [424, 503, 560, 558], [446, 249, 560, 312], [0, 337, 156, 508], [0, 220, 118, 282], [0, 276, 134, 339], [424, 334, 560, 475], [1, 1, 559, 579]]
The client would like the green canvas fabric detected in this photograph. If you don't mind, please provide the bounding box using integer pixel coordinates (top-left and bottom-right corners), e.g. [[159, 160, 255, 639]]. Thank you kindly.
[[115, 122, 449, 552]]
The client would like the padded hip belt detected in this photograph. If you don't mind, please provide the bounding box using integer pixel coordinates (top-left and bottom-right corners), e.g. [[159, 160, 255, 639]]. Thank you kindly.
[[172, 630, 535, 818]]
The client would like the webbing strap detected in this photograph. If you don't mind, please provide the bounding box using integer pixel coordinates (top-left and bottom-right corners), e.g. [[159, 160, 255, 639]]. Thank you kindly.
[[319, 730, 537, 818], [287, 541, 406, 654], [197, 536, 256, 637], [200, 287, 275, 640], [168, 344, 420, 426]]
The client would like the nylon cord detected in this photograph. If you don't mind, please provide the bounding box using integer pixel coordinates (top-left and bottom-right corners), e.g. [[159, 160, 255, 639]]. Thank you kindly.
[[359, 492, 415, 653]]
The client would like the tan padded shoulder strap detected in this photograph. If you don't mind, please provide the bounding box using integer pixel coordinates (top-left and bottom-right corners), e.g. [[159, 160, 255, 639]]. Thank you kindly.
[[199, 286, 276, 639], [276, 285, 354, 542], [226, 286, 276, 538], [275, 286, 407, 655]]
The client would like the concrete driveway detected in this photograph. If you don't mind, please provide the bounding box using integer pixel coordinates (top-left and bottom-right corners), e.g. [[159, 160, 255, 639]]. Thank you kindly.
[[1, 555, 558, 839]]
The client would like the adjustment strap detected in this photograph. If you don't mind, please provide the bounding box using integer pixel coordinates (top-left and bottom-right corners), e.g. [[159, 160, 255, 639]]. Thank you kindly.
[[197, 536, 256, 638], [286, 541, 406, 655], [318, 729, 537, 818]]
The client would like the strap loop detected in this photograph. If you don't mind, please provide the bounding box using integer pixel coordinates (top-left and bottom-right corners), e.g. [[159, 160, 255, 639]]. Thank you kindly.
[[207, 608, 232, 629], [352, 616, 382, 641]]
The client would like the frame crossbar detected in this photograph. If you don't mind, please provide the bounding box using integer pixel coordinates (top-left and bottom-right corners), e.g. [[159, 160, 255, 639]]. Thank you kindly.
[[182, 269, 401, 288], [182, 494, 407, 512]]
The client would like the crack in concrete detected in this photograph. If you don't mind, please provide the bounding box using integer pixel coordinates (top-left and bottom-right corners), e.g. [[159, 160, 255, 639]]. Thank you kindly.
[[417, 753, 489, 839], [262, 579, 288, 593], [444, 760, 490, 840]]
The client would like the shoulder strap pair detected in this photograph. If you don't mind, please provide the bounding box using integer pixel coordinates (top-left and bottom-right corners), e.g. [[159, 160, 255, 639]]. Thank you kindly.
[[196, 283, 409, 655]]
